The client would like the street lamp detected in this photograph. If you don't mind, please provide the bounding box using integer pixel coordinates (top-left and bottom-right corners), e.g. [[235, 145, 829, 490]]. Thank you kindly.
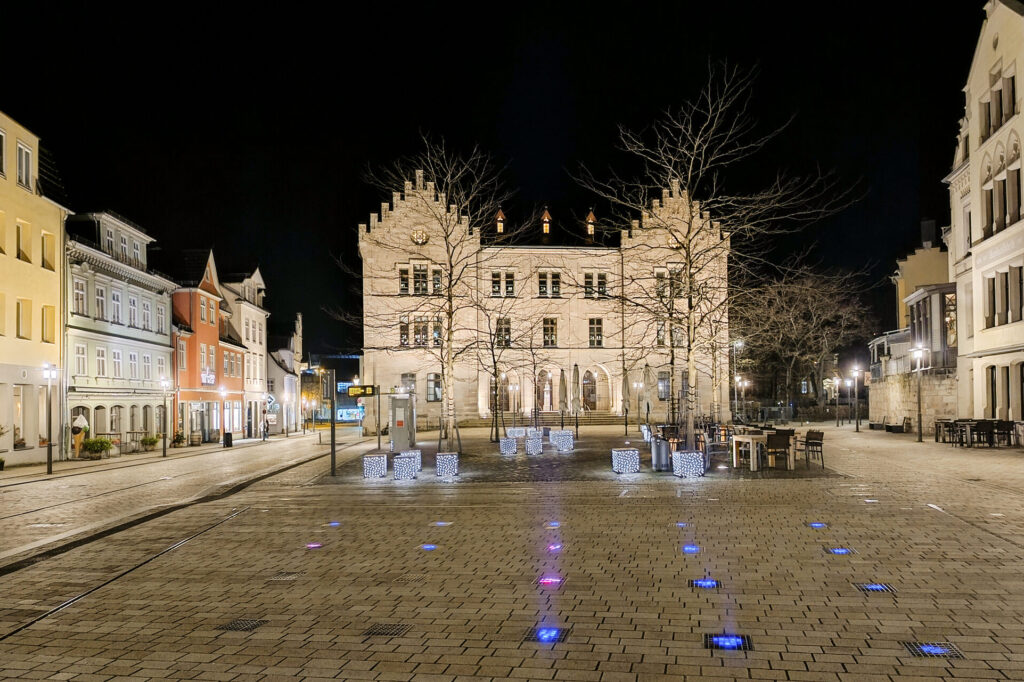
[[913, 347, 924, 443], [42, 363, 56, 475], [845, 379, 853, 427], [852, 366, 861, 432], [160, 377, 170, 457]]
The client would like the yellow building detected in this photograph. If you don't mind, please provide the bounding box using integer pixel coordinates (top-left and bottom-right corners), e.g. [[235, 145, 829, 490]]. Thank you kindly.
[[0, 110, 71, 465]]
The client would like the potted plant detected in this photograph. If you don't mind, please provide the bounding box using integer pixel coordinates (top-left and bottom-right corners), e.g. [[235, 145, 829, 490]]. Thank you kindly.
[[141, 436, 158, 451], [172, 431, 186, 447], [81, 437, 113, 460]]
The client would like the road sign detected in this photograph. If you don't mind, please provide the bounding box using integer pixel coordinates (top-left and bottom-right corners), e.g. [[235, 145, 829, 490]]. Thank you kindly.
[[347, 385, 377, 397]]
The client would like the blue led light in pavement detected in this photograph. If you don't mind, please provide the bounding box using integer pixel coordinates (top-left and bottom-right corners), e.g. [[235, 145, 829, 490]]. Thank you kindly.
[[433, 521, 452, 526], [537, 627, 561, 642], [537, 576, 563, 586], [682, 544, 700, 554], [328, 521, 341, 527], [919, 644, 950, 655], [827, 547, 851, 555], [306, 542, 323, 549], [711, 635, 745, 649], [693, 578, 719, 589], [547, 543, 562, 552], [547, 521, 560, 528], [676, 522, 689, 527], [421, 544, 437, 551], [808, 522, 827, 529], [862, 583, 888, 591]]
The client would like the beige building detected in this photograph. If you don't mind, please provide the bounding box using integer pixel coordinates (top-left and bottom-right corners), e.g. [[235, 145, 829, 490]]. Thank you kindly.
[[0, 110, 71, 464], [358, 175, 730, 430], [943, 0, 1024, 421], [221, 268, 269, 437], [893, 221, 950, 328]]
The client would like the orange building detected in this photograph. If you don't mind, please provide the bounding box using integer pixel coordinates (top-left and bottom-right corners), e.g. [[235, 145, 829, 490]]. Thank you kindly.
[[162, 251, 246, 444]]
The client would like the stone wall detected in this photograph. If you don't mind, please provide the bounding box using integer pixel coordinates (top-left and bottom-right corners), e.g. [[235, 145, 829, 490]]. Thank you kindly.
[[867, 372, 957, 435]]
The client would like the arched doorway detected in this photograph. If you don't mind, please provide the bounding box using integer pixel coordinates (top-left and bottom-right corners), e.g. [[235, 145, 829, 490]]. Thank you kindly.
[[489, 374, 510, 412], [93, 405, 107, 433]]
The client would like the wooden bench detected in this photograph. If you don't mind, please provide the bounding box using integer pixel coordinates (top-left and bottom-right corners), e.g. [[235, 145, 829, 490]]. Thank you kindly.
[[869, 416, 888, 430], [885, 417, 912, 433]]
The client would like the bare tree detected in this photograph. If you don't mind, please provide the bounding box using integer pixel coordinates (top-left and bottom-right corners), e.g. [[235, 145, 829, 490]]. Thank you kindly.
[[342, 136, 520, 452], [733, 263, 875, 414], [577, 62, 851, 446]]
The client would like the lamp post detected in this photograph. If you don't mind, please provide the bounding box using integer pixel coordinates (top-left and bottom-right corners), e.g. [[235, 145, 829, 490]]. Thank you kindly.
[[731, 339, 743, 420], [834, 377, 840, 427], [219, 388, 227, 445], [160, 377, 170, 457], [852, 366, 860, 432], [739, 378, 750, 423], [913, 347, 924, 443], [42, 363, 56, 475], [312, 399, 318, 432], [845, 379, 853, 427], [510, 383, 519, 427]]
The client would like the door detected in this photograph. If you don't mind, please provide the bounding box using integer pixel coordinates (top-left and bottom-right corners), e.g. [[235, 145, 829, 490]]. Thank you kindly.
[[583, 371, 597, 411]]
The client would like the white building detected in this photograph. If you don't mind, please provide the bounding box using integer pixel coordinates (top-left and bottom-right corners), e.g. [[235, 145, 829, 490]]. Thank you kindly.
[[944, 0, 1024, 420], [221, 268, 269, 437], [267, 313, 303, 435], [358, 175, 730, 429], [65, 212, 176, 451]]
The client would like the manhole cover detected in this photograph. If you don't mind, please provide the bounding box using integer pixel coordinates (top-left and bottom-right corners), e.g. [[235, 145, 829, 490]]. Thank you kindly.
[[267, 572, 302, 581], [363, 623, 412, 637], [524, 626, 568, 643], [854, 582, 896, 594], [217, 618, 268, 632], [704, 633, 752, 650], [901, 641, 963, 658], [393, 574, 426, 584]]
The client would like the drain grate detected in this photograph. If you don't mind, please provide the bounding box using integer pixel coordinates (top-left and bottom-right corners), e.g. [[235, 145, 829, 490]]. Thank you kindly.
[[901, 641, 963, 658], [393, 574, 426, 584], [267, 571, 302, 581], [363, 623, 413, 637], [704, 633, 752, 651], [524, 626, 568, 643], [854, 582, 896, 594], [217, 618, 268, 632]]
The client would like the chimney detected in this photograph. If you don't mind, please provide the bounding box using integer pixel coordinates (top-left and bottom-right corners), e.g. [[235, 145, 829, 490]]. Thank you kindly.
[[920, 219, 937, 248]]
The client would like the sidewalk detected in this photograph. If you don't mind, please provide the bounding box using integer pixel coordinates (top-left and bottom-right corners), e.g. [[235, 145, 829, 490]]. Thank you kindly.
[[0, 433, 313, 484]]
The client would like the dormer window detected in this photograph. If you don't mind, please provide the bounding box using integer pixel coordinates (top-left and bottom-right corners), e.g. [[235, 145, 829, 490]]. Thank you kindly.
[[496, 208, 506, 234], [542, 208, 552, 235], [543, 218, 550, 234], [586, 210, 596, 236]]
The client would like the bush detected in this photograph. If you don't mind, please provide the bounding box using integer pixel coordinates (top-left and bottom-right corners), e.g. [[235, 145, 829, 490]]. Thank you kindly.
[[141, 436, 159, 450], [172, 432, 186, 446], [82, 438, 113, 455]]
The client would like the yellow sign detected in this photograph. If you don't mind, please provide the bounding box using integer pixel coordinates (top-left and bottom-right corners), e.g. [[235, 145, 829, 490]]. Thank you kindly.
[[347, 385, 376, 397]]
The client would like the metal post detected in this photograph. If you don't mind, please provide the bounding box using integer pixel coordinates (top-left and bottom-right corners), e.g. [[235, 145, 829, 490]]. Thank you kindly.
[[854, 370, 860, 432], [45, 366, 53, 475], [835, 379, 840, 428], [162, 387, 168, 457], [376, 388, 381, 452], [329, 369, 336, 476], [916, 350, 923, 443]]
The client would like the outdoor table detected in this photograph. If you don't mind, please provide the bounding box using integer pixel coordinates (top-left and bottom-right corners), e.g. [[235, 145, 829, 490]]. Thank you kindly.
[[935, 419, 952, 443], [732, 433, 767, 471]]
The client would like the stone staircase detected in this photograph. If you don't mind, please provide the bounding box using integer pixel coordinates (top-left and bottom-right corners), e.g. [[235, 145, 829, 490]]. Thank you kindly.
[[457, 411, 638, 428]]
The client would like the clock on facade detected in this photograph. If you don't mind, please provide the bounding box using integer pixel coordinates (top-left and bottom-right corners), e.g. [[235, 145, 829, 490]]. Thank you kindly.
[[411, 229, 429, 245]]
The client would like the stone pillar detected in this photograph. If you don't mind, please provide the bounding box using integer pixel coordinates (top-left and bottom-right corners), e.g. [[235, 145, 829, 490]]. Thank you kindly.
[[1010, 362, 1023, 421]]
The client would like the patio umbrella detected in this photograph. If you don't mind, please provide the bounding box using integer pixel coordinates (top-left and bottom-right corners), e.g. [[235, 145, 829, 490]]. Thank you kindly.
[[571, 364, 581, 413], [643, 364, 655, 423], [621, 372, 630, 436], [559, 369, 568, 429]]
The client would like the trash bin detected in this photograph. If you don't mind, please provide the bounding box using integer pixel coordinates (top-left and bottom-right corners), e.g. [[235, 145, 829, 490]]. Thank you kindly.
[[223, 432, 233, 448], [651, 435, 671, 471]]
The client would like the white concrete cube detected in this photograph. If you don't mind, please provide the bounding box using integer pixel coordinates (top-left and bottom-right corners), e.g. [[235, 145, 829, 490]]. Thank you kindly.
[[436, 452, 459, 477], [612, 448, 640, 474], [363, 453, 387, 478], [393, 454, 418, 480], [672, 450, 704, 478], [526, 436, 543, 455]]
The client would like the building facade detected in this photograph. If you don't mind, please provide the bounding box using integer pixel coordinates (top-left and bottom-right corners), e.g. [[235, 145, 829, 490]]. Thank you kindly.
[[358, 175, 730, 430], [65, 212, 176, 451], [944, 0, 1024, 421], [267, 313, 303, 435], [221, 269, 269, 438], [0, 110, 70, 464], [166, 251, 245, 444]]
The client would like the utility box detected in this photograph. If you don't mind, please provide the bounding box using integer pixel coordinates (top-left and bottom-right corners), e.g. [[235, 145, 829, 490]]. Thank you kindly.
[[389, 394, 416, 452]]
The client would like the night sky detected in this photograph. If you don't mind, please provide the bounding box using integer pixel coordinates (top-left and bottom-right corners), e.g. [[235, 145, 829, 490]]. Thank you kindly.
[[6, 2, 983, 352]]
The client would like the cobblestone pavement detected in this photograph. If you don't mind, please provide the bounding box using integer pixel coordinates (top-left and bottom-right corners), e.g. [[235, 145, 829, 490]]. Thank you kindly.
[[0, 424, 1022, 681], [0, 429, 364, 567]]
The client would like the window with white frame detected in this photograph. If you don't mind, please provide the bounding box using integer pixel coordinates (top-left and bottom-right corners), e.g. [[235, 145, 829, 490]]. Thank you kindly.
[[543, 318, 557, 347], [95, 285, 106, 320], [142, 301, 151, 330], [245, 319, 250, 340], [16, 142, 32, 188], [142, 354, 151, 380], [178, 340, 186, 369], [427, 373, 442, 401], [105, 229, 114, 254], [112, 349, 123, 378], [73, 279, 88, 315], [657, 371, 670, 400], [257, 322, 263, 342], [75, 344, 87, 375], [208, 300, 214, 323], [111, 290, 122, 323], [0, 129, 5, 176], [200, 344, 207, 370], [156, 304, 165, 334], [128, 296, 138, 327], [120, 235, 128, 260], [96, 347, 107, 376], [538, 271, 561, 297], [157, 356, 166, 379], [588, 318, 603, 347], [133, 241, 140, 264], [200, 297, 207, 322]]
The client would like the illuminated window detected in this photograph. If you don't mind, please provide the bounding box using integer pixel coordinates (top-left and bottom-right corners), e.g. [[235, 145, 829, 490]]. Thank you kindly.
[[496, 317, 511, 347], [543, 318, 557, 347], [588, 318, 603, 347], [16, 142, 31, 189], [73, 279, 88, 315], [413, 265, 428, 294], [433, 318, 442, 346], [177, 340, 186, 370], [399, 268, 409, 294], [414, 316, 428, 346], [432, 268, 442, 293], [658, 371, 670, 400], [399, 316, 409, 346], [427, 373, 442, 402]]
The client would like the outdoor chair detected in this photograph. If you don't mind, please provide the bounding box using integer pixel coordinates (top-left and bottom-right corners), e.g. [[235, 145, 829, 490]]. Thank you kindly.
[[971, 420, 995, 447], [803, 430, 824, 468], [994, 420, 1015, 446], [762, 433, 791, 470]]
